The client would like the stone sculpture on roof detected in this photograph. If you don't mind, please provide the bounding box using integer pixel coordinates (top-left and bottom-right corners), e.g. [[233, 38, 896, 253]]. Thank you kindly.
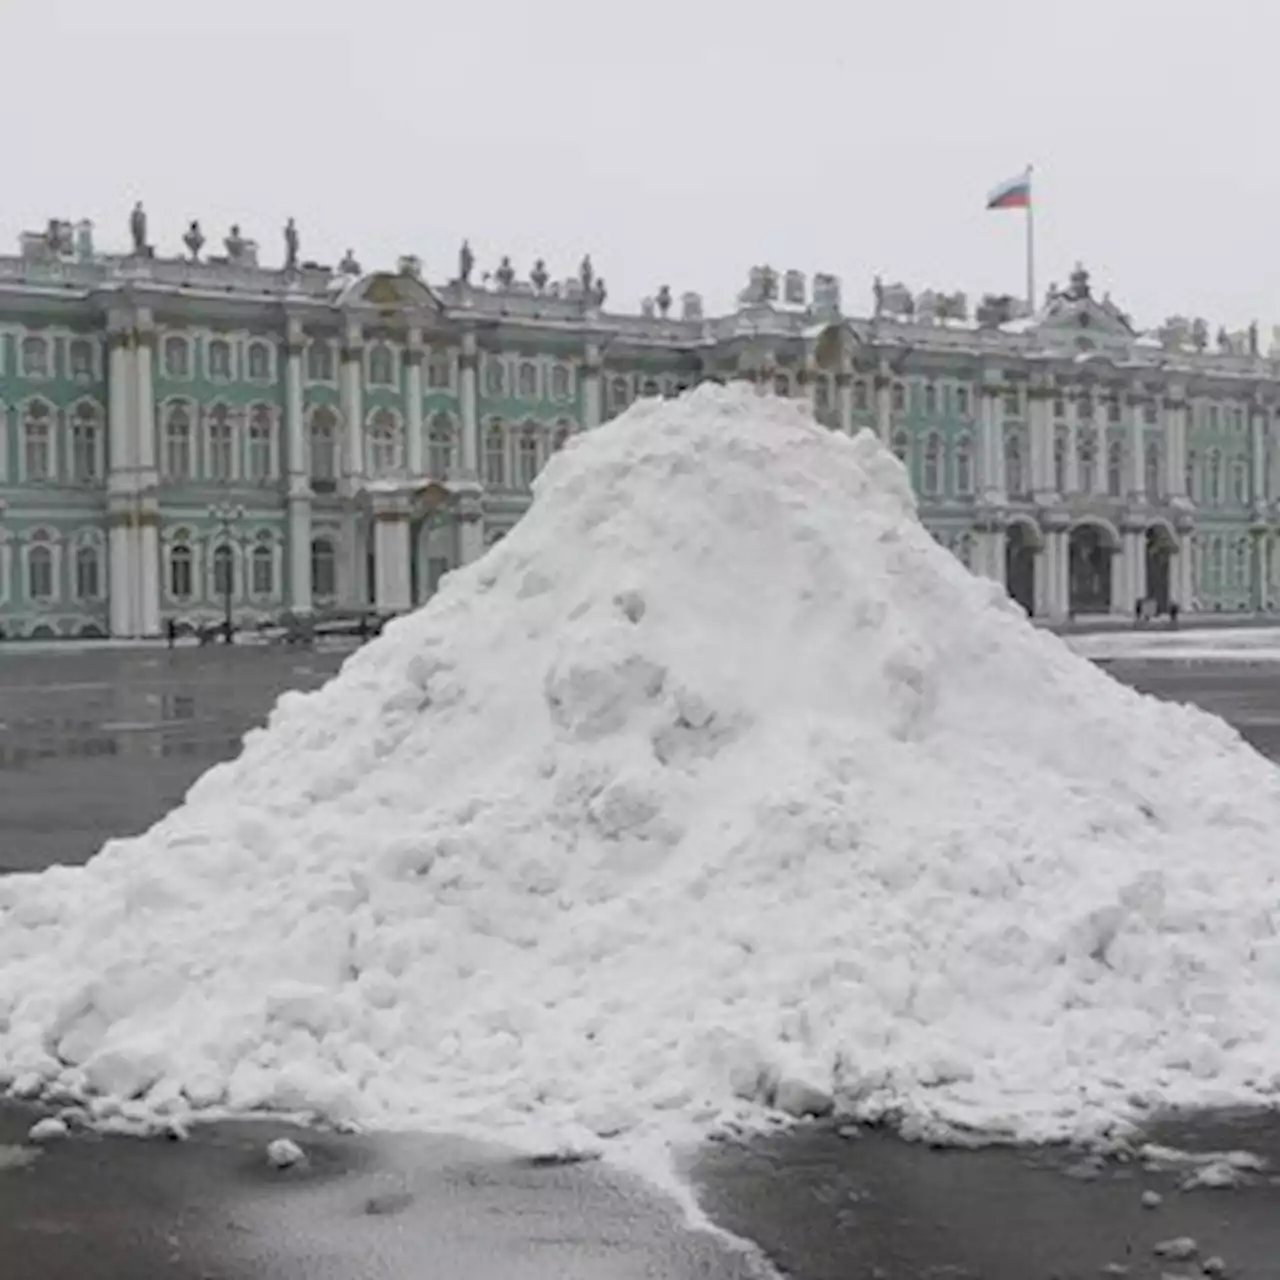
[[458, 239, 474, 285], [284, 218, 300, 271], [129, 202, 148, 256], [183, 220, 204, 261]]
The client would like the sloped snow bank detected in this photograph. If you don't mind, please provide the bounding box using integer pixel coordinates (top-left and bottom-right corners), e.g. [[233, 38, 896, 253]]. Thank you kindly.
[[3, 383, 1280, 1158]]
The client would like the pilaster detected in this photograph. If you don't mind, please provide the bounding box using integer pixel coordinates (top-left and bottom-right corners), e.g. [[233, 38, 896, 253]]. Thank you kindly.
[[873, 366, 891, 447], [978, 382, 1006, 503], [405, 332, 425, 475], [458, 331, 480, 479], [340, 321, 363, 484], [1028, 384, 1054, 503], [836, 371, 853, 436], [371, 494, 412, 613], [1163, 387, 1188, 501], [1125, 395, 1145, 502], [284, 317, 312, 614], [582, 342, 602, 430]]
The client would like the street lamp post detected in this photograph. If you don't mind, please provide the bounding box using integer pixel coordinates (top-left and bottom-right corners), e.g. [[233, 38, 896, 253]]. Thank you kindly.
[[208, 502, 244, 644]]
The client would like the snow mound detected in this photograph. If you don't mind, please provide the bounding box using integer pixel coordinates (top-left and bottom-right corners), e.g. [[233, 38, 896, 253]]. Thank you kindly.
[[3, 382, 1280, 1153]]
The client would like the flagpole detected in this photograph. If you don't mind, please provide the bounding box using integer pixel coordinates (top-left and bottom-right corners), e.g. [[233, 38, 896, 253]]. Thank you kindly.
[[1025, 164, 1036, 313]]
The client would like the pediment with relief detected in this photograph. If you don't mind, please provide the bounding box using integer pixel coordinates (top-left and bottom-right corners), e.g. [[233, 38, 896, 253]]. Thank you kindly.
[[1031, 263, 1135, 349], [337, 270, 445, 314]]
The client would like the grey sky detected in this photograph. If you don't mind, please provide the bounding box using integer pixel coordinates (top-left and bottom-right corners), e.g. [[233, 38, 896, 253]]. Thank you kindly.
[[4, 0, 1268, 330]]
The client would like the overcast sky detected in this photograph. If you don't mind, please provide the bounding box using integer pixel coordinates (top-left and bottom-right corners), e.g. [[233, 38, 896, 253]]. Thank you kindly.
[[3, 0, 1268, 332]]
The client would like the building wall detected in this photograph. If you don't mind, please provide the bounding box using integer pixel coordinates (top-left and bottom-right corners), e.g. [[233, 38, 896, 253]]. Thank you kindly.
[[0, 248, 1275, 637]]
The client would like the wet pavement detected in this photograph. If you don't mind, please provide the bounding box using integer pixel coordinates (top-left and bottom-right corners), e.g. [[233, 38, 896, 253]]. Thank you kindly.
[[2, 642, 1280, 1278]]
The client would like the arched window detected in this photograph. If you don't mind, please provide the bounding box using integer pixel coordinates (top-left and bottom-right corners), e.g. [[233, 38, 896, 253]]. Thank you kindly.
[[1233, 538, 1250, 588], [518, 361, 538, 399], [164, 336, 190, 380], [206, 405, 234, 480], [854, 380, 869, 411], [1078, 436, 1095, 494], [641, 377, 660, 398], [484, 357, 505, 397], [23, 401, 53, 481], [484, 420, 507, 487], [426, 350, 451, 390], [1004, 430, 1024, 496], [165, 402, 193, 480], [923, 383, 937, 416], [517, 424, 540, 488], [247, 341, 272, 381], [367, 408, 401, 477], [922, 433, 942, 496], [75, 544, 100, 599], [953, 434, 973, 495], [1106, 441, 1124, 497], [773, 373, 791, 397], [551, 364, 571, 401], [27, 543, 54, 601], [251, 541, 274, 596], [1185, 449, 1199, 502], [310, 537, 336, 599], [71, 402, 101, 483], [813, 374, 832, 415], [207, 338, 232, 380], [552, 421, 571, 452], [368, 345, 395, 387], [1145, 441, 1162, 498], [890, 429, 910, 465], [1231, 457, 1249, 505], [1206, 449, 1223, 506], [309, 407, 337, 482], [169, 541, 193, 600], [1053, 428, 1068, 494], [247, 406, 273, 481], [427, 413, 454, 478], [891, 382, 906, 412], [610, 376, 630, 416], [212, 543, 234, 599], [307, 341, 334, 382], [21, 335, 49, 378], [68, 338, 94, 380]]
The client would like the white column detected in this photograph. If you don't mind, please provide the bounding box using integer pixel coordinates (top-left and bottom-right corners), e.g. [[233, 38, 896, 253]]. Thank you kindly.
[[373, 514, 411, 612], [108, 521, 132, 637], [340, 328, 363, 481], [405, 342, 424, 475], [1178, 531, 1195, 609], [582, 343, 602, 430], [979, 388, 1006, 501], [1128, 527, 1147, 606], [459, 331, 480, 479], [1250, 404, 1267, 507], [1163, 393, 1185, 500], [135, 327, 157, 475], [139, 522, 160, 636], [1053, 528, 1070, 618], [1034, 533, 1052, 617], [837, 372, 854, 435], [284, 325, 312, 614], [1127, 398, 1145, 501], [874, 369, 892, 447], [1029, 388, 1052, 500], [1254, 533, 1270, 612]]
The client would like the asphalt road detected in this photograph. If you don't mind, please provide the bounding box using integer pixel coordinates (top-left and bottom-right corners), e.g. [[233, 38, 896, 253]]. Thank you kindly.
[[2, 642, 1279, 1279]]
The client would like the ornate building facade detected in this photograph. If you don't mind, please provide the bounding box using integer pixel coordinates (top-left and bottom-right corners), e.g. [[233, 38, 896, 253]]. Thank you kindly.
[[0, 211, 1274, 638]]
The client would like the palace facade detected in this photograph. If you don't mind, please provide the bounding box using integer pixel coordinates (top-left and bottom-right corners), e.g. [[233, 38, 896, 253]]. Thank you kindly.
[[0, 211, 1275, 638]]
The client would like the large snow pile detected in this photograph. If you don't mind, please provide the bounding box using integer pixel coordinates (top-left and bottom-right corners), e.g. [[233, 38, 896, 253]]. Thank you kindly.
[[3, 382, 1280, 1155]]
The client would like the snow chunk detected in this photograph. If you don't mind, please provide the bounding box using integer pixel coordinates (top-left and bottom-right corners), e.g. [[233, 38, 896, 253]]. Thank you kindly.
[[28, 1117, 69, 1143], [2, 383, 1280, 1157], [265, 1138, 305, 1169]]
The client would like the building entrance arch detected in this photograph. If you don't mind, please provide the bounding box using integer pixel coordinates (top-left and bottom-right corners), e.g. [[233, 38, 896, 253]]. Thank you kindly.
[[1004, 520, 1040, 615], [1068, 521, 1118, 614], [1145, 523, 1177, 614]]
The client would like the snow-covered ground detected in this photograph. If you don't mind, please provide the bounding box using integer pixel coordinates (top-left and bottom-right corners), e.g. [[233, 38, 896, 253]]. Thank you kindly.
[[3, 383, 1280, 1181], [1067, 627, 1280, 663]]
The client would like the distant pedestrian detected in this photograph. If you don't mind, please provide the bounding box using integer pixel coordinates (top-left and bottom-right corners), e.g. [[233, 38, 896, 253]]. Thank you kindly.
[[165, 618, 177, 649], [1169, 602, 1180, 629]]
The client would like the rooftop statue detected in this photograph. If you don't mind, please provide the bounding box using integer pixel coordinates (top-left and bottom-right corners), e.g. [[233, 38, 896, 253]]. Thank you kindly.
[[183, 220, 204, 261], [530, 258, 549, 292], [225, 224, 247, 262], [129, 202, 147, 256], [284, 217, 300, 271], [580, 254, 595, 294], [495, 255, 515, 289], [338, 247, 361, 275], [458, 239, 474, 285], [656, 283, 672, 317]]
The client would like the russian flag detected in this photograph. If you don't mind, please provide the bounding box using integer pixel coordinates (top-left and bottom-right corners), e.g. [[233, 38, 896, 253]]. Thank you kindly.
[[986, 169, 1032, 211]]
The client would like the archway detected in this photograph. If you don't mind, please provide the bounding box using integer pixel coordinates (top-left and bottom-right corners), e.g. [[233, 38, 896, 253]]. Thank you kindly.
[[1004, 520, 1040, 615], [1068, 522, 1116, 615], [1145, 524, 1177, 615]]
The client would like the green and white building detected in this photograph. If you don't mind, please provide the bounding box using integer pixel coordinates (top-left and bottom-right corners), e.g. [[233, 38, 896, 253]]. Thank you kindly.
[[0, 212, 1274, 638]]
